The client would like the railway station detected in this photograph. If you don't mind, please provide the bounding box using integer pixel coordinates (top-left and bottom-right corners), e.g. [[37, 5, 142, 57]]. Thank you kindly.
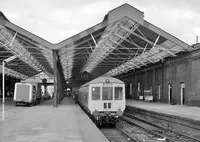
[[1, 3, 200, 142]]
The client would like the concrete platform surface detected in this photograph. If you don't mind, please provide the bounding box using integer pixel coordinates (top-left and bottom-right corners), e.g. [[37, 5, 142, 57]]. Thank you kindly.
[[126, 99, 200, 121], [0, 97, 109, 142]]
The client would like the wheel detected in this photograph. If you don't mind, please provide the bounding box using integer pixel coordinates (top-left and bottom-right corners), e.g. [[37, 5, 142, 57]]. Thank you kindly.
[[28, 102, 33, 107]]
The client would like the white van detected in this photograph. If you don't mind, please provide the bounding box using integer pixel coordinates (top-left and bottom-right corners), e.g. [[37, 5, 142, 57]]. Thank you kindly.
[[14, 82, 41, 106]]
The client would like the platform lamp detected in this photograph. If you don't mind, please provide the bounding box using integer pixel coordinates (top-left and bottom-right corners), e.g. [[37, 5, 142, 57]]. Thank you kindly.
[[2, 55, 17, 120]]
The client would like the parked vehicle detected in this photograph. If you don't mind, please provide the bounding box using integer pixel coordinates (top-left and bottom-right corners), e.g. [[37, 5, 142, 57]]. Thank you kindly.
[[13, 82, 42, 106]]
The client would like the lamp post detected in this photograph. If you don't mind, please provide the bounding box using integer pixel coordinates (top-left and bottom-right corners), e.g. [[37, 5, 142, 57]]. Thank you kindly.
[[2, 60, 5, 120], [2, 55, 17, 120]]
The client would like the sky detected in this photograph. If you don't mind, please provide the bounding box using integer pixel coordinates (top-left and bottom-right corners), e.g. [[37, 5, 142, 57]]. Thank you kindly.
[[0, 0, 200, 45]]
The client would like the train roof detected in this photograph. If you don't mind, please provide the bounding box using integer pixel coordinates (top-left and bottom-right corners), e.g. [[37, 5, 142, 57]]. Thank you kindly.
[[82, 77, 124, 87]]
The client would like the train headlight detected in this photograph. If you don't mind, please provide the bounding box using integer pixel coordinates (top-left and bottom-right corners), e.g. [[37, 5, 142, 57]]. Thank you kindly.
[[93, 110, 99, 117]]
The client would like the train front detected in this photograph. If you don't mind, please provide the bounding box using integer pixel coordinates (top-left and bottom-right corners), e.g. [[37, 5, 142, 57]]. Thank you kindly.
[[89, 78, 125, 125]]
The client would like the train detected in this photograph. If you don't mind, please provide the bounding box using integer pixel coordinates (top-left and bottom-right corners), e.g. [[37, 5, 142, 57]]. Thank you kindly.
[[13, 82, 42, 106], [76, 77, 126, 125]]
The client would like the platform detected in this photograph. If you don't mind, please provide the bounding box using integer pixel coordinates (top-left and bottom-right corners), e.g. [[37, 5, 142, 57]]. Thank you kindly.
[[0, 97, 109, 142], [126, 99, 200, 121]]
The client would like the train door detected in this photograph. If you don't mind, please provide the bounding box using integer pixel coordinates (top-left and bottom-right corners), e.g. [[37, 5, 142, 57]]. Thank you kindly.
[[90, 86, 101, 110], [113, 84, 125, 111], [168, 83, 172, 104], [180, 83, 185, 105], [102, 85, 113, 111]]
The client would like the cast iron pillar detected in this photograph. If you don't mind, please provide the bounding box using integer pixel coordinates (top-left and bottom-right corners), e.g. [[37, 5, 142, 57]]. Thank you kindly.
[[53, 50, 58, 107], [152, 68, 156, 99]]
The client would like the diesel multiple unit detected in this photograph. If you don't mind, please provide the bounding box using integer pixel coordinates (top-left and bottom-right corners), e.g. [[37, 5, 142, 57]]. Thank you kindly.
[[77, 77, 126, 125]]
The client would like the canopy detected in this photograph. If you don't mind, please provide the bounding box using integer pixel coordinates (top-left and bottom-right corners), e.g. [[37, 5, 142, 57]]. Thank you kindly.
[[0, 4, 191, 81]]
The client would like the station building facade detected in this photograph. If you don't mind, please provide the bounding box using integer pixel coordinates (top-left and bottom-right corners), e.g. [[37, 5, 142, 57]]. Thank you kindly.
[[119, 43, 200, 107]]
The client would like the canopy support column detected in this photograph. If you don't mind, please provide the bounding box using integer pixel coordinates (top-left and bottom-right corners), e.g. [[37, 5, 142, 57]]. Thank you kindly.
[[53, 50, 58, 107], [152, 67, 156, 100], [2, 55, 17, 120], [53, 50, 65, 107]]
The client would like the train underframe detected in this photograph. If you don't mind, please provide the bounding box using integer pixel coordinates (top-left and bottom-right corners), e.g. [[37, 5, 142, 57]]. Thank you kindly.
[[92, 111, 123, 125], [15, 98, 41, 106], [77, 101, 123, 126]]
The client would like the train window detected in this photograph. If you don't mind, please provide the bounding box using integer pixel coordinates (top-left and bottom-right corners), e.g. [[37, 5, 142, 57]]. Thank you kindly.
[[91, 87, 100, 100], [32, 86, 36, 96], [102, 87, 113, 100], [33, 86, 36, 91], [115, 87, 123, 100]]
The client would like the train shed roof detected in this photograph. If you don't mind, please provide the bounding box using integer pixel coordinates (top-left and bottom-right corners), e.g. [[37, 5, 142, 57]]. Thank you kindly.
[[56, 4, 191, 80], [0, 12, 54, 79], [0, 3, 191, 81]]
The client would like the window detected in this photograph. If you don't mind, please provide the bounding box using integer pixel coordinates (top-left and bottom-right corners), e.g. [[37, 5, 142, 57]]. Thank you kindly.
[[92, 87, 100, 100], [33, 86, 36, 93], [32, 85, 36, 95], [138, 82, 140, 92], [115, 87, 123, 100], [102, 87, 113, 100], [33, 86, 36, 91]]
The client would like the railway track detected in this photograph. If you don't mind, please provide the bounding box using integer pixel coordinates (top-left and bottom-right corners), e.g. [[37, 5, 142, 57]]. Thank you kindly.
[[101, 112, 200, 142], [100, 125, 135, 142], [100, 121, 164, 142], [122, 112, 200, 142], [117, 121, 164, 142]]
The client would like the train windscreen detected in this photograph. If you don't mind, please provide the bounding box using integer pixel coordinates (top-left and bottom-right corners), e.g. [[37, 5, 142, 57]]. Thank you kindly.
[[102, 87, 113, 100], [114, 87, 123, 100], [92, 87, 100, 100]]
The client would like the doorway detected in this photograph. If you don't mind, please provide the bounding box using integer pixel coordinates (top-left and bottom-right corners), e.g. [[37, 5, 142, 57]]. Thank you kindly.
[[180, 83, 185, 105], [158, 84, 161, 100], [168, 84, 172, 104]]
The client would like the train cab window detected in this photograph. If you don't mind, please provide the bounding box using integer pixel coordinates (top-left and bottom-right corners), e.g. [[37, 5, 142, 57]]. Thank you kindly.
[[91, 87, 100, 100], [102, 87, 113, 100], [114, 87, 123, 100]]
